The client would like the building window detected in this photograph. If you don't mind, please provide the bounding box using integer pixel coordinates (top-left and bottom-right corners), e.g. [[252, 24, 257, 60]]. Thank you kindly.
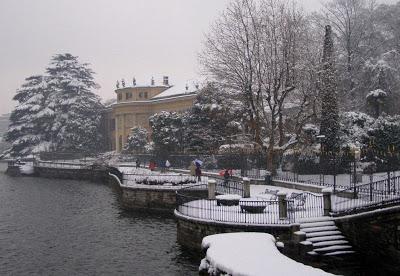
[[144, 92, 148, 99], [118, 93, 122, 101], [139, 92, 143, 98], [126, 92, 132, 100]]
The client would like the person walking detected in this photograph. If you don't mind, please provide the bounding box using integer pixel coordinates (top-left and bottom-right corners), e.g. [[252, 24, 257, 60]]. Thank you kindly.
[[195, 166, 202, 182], [189, 161, 196, 176], [149, 160, 156, 171], [165, 160, 171, 171], [223, 168, 230, 185]]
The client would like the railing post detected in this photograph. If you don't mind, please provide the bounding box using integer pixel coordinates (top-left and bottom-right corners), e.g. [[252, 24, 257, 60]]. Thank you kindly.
[[322, 188, 333, 216], [208, 179, 216, 199], [278, 192, 287, 219], [243, 177, 251, 198], [369, 174, 373, 201]]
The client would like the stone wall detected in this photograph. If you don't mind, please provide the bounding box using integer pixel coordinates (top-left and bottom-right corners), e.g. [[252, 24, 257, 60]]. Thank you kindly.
[[176, 212, 296, 253], [34, 167, 109, 183], [121, 186, 207, 212], [335, 206, 400, 274]]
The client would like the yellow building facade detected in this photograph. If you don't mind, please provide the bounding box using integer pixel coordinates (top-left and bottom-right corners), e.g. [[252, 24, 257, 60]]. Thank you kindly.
[[102, 77, 198, 152]]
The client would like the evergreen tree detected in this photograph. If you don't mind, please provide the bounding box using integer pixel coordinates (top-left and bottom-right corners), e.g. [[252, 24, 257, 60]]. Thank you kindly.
[[5, 75, 52, 156], [124, 127, 148, 153], [149, 111, 184, 154], [46, 53, 103, 152], [319, 25, 339, 153], [184, 83, 242, 152]]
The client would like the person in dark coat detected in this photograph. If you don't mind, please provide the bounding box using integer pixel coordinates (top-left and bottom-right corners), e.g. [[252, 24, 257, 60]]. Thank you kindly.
[[223, 169, 230, 185], [195, 166, 202, 182]]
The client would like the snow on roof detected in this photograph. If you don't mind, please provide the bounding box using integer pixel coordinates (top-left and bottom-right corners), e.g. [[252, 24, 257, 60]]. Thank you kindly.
[[152, 81, 199, 99], [201, 233, 333, 276]]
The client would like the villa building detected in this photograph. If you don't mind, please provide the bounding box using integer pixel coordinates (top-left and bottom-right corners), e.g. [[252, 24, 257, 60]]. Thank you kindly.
[[102, 76, 198, 152]]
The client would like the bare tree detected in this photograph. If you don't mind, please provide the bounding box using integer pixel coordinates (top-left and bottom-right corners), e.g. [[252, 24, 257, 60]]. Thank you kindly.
[[200, 0, 319, 173], [318, 0, 377, 109]]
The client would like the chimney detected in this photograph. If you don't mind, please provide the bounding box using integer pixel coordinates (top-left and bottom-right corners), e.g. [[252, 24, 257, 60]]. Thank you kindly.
[[163, 76, 169, 86], [151, 77, 155, 86], [132, 77, 136, 86]]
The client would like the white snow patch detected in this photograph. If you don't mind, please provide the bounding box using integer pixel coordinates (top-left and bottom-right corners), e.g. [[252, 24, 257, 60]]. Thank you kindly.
[[200, 233, 333, 276]]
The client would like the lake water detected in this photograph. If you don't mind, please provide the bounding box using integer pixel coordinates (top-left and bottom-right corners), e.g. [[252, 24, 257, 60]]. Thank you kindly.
[[0, 164, 198, 275]]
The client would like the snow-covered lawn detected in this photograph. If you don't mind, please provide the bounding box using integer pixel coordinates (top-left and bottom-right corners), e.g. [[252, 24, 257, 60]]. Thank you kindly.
[[200, 233, 333, 276]]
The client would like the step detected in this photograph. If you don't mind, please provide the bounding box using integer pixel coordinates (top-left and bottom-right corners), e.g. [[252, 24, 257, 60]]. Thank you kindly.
[[307, 251, 319, 256], [298, 216, 333, 223], [324, 250, 355, 256], [306, 230, 342, 238], [314, 245, 353, 253], [301, 225, 338, 233], [300, 221, 335, 228], [307, 235, 345, 243], [313, 240, 349, 248]]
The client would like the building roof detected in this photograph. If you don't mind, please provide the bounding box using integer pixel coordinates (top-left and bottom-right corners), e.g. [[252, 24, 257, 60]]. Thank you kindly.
[[153, 81, 199, 99]]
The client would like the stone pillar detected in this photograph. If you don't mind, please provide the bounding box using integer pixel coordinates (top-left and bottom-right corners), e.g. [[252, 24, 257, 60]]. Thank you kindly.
[[322, 188, 333, 216], [243, 177, 251, 198], [278, 192, 287, 219], [293, 230, 306, 243], [208, 179, 216, 199]]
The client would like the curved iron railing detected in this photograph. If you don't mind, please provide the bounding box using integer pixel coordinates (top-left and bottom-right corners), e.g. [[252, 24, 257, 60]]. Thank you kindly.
[[332, 176, 400, 215], [176, 182, 295, 225]]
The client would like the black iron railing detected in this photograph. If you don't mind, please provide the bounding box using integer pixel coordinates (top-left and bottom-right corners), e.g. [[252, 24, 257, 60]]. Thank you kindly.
[[332, 176, 400, 215], [215, 180, 244, 197], [273, 174, 349, 190], [289, 192, 324, 220], [34, 160, 92, 169], [176, 183, 296, 225]]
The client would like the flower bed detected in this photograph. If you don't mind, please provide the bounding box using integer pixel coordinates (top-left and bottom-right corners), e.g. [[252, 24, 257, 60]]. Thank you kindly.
[[124, 174, 197, 186]]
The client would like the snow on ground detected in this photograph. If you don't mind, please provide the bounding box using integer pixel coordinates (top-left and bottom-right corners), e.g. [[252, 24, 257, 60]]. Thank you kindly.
[[200, 233, 333, 276]]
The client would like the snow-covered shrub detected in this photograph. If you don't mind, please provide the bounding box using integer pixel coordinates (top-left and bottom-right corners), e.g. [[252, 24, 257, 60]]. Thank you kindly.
[[123, 127, 148, 153]]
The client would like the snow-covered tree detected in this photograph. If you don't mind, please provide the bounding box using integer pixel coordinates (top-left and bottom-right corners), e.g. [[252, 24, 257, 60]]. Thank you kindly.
[[149, 111, 184, 154], [46, 53, 104, 152], [5, 75, 53, 156], [366, 89, 387, 118], [123, 127, 148, 153], [319, 25, 340, 153], [184, 83, 243, 152]]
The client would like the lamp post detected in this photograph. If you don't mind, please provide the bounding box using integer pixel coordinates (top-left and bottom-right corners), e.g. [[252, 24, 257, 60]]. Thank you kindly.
[[316, 135, 326, 186], [351, 144, 361, 198]]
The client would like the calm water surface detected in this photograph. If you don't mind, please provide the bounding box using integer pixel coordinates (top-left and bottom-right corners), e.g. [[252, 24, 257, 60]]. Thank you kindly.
[[0, 164, 198, 275]]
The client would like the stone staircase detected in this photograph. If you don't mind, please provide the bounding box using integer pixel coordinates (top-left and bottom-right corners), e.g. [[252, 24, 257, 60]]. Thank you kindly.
[[299, 216, 355, 257]]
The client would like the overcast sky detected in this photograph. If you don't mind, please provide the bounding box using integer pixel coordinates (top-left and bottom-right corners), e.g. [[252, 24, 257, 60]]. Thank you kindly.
[[0, 0, 395, 114]]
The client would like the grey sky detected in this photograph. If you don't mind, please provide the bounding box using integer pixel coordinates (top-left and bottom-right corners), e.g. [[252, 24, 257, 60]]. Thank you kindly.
[[0, 0, 394, 114]]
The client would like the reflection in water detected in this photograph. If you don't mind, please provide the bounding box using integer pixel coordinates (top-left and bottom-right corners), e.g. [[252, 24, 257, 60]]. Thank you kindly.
[[0, 164, 197, 275]]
